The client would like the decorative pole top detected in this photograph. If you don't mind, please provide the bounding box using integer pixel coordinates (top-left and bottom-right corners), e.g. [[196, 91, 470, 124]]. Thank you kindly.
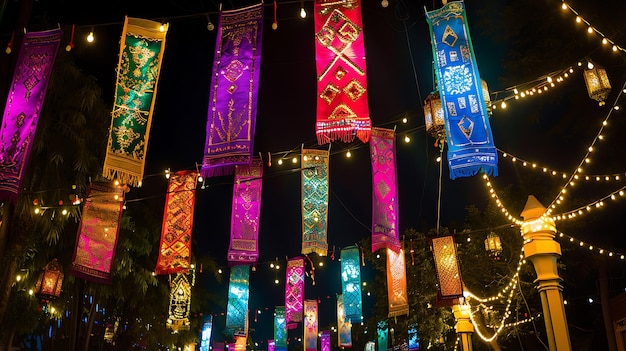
[[520, 195, 546, 220]]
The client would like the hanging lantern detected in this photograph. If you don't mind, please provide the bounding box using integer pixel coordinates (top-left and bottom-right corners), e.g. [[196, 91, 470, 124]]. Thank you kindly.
[[423, 91, 446, 144], [484, 232, 502, 259], [481, 79, 492, 116], [34, 259, 64, 302], [583, 60, 611, 106]]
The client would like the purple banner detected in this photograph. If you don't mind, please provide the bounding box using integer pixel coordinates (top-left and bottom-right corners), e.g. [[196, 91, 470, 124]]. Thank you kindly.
[[369, 127, 401, 253], [285, 256, 305, 328], [201, 3, 264, 177], [227, 158, 263, 264], [0, 29, 62, 202]]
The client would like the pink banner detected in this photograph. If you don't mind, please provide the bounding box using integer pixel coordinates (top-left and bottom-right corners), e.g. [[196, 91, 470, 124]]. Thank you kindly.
[[285, 256, 305, 328], [304, 299, 318, 351], [228, 158, 263, 264]]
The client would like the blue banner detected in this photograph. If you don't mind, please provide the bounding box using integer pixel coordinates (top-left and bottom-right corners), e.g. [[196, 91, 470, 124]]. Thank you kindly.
[[340, 246, 363, 323], [226, 265, 250, 336], [426, 1, 498, 179]]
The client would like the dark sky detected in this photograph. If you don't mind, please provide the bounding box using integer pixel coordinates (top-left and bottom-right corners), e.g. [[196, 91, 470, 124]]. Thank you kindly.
[[3, 0, 626, 344]]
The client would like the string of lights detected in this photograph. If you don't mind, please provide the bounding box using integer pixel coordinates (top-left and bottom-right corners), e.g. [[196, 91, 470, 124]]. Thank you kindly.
[[560, 1, 626, 54]]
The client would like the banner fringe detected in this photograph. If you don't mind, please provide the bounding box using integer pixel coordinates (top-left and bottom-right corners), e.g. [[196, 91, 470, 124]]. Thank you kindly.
[[102, 166, 141, 187]]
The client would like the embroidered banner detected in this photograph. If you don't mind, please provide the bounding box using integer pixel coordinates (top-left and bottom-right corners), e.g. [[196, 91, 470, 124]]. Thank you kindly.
[[321, 330, 331, 351], [301, 149, 329, 256], [431, 235, 464, 305], [155, 170, 198, 275], [274, 306, 288, 351], [285, 256, 305, 328], [377, 320, 388, 351], [226, 264, 250, 336], [337, 294, 352, 347], [200, 315, 213, 351], [386, 248, 409, 317], [268, 340, 275, 351], [408, 324, 420, 351], [304, 299, 318, 351], [340, 246, 363, 323], [201, 3, 264, 177], [103, 17, 168, 187], [370, 127, 401, 253], [426, 1, 498, 179], [228, 158, 263, 264], [314, 0, 371, 145], [167, 273, 192, 331], [70, 181, 124, 284], [0, 29, 62, 202]]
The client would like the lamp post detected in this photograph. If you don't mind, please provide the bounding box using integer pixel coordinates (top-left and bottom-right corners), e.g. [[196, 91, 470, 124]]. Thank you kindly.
[[520, 195, 571, 351], [452, 303, 474, 351]]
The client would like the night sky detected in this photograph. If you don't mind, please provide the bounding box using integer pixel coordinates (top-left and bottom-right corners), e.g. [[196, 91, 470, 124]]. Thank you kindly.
[[3, 0, 626, 345]]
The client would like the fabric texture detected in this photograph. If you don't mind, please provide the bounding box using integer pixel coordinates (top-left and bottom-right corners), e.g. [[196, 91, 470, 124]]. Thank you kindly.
[[337, 294, 352, 347], [321, 330, 331, 351], [304, 299, 319, 351], [431, 235, 464, 305], [103, 17, 168, 187], [274, 306, 288, 351], [301, 149, 329, 256], [228, 158, 263, 264], [155, 170, 198, 275], [386, 248, 409, 317], [226, 264, 250, 336], [377, 320, 388, 351], [0, 29, 62, 202], [314, 0, 371, 145], [285, 256, 305, 328], [370, 127, 401, 253], [426, 1, 498, 179], [167, 273, 192, 331], [70, 182, 124, 284], [201, 3, 264, 177], [200, 315, 213, 351], [340, 245, 363, 323], [408, 324, 420, 350]]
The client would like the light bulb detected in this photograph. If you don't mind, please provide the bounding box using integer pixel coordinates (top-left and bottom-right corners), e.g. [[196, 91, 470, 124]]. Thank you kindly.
[[207, 21, 215, 31], [300, 7, 306, 18], [87, 31, 94, 43], [381, 0, 389, 7], [346, 150, 351, 158]]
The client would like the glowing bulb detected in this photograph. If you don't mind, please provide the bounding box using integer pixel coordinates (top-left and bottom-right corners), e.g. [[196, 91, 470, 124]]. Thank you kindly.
[[277, 159, 283, 165], [561, 3, 567, 10], [87, 31, 94, 43], [346, 150, 351, 158], [602, 38, 608, 45], [575, 16, 581, 23], [159, 24, 165, 32], [292, 157, 297, 163], [381, 0, 389, 7], [500, 101, 507, 109], [207, 21, 215, 31], [404, 135, 410, 143], [402, 117, 408, 123], [300, 6, 307, 18], [587, 26, 593, 34]]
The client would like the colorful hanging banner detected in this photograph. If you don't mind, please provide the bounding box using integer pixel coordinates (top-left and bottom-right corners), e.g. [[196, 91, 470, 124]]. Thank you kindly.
[[226, 264, 251, 336], [70, 181, 124, 284], [268, 340, 275, 351], [103, 17, 168, 187], [365, 341, 376, 351], [201, 3, 264, 177], [337, 294, 352, 348], [200, 315, 213, 351], [274, 306, 288, 351], [167, 273, 193, 331], [425, 1, 498, 179], [0, 28, 62, 202], [155, 170, 198, 275], [377, 320, 388, 351], [386, 248, 409, 317], [301, 149, 329, 256], [431, 235, 464, 306], [304, 299, 319, 351], [321, 330, 331, 351], [370, 127, 401, 253], [314, 0, 371, 145], [228, 158, 263, 264], [285, 256, 305, 328], [408, 323, 420, 351], [340, 245, 363, 323]]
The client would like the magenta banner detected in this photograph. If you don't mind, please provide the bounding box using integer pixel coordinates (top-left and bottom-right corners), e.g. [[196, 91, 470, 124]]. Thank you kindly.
[[201, 3, 264, 177], [228, 158, 263, 265], [0, 29, 62, 202], [285, 256, 305, 328], [370, 127, 401, 253]]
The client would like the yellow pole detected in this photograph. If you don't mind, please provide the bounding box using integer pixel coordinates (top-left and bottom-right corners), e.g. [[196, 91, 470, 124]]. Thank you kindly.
[[453, 303, 474, 351], [520, 195, 572, 351]]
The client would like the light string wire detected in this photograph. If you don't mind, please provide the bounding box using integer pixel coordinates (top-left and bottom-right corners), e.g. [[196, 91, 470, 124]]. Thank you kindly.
[[560, 1, 626, 54]]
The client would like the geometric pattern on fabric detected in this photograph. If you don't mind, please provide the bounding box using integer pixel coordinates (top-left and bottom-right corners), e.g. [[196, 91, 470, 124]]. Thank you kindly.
[[285, 256, 305, 328], [426, 1, 498, 179], [337, 294, 352, 347], [321, 330, 331, 351], [274, 306, 288, 350], [167, 273, 192, 332], [301, 149, 329, 256], [314, 0, 371, 145], [69, 181, 125, 284], [226, 264, 250, 336], [155, 170, 198, 275], [340, 245, 362, 323], [228, 158, 263, 264], [201, 3, 264, 177], [370, 127, 401, 253], [377, 320, 388, 351], [103, 17, 168, 186], [0, 28, 62, 203], [386, 248, 409, 317], [430, 235, 464, 303], [304, 299, 318, 351]]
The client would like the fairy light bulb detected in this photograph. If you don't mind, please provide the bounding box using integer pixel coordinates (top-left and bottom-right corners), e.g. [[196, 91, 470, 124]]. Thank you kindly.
[[87, 31, 94, 43], [300, 5, 306, 18], [346, 150, 352, 158], [159, 24, 165, 32], [381, 0, 389, 7]]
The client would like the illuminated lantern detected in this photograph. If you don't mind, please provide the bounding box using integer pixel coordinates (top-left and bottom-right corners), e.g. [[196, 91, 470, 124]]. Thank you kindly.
[[481, 79, 492, 116], [484, 232, 502, 259], [423, 91, 445, 144], [583, 60, 611, 106], [34, 259, 64, 302]]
